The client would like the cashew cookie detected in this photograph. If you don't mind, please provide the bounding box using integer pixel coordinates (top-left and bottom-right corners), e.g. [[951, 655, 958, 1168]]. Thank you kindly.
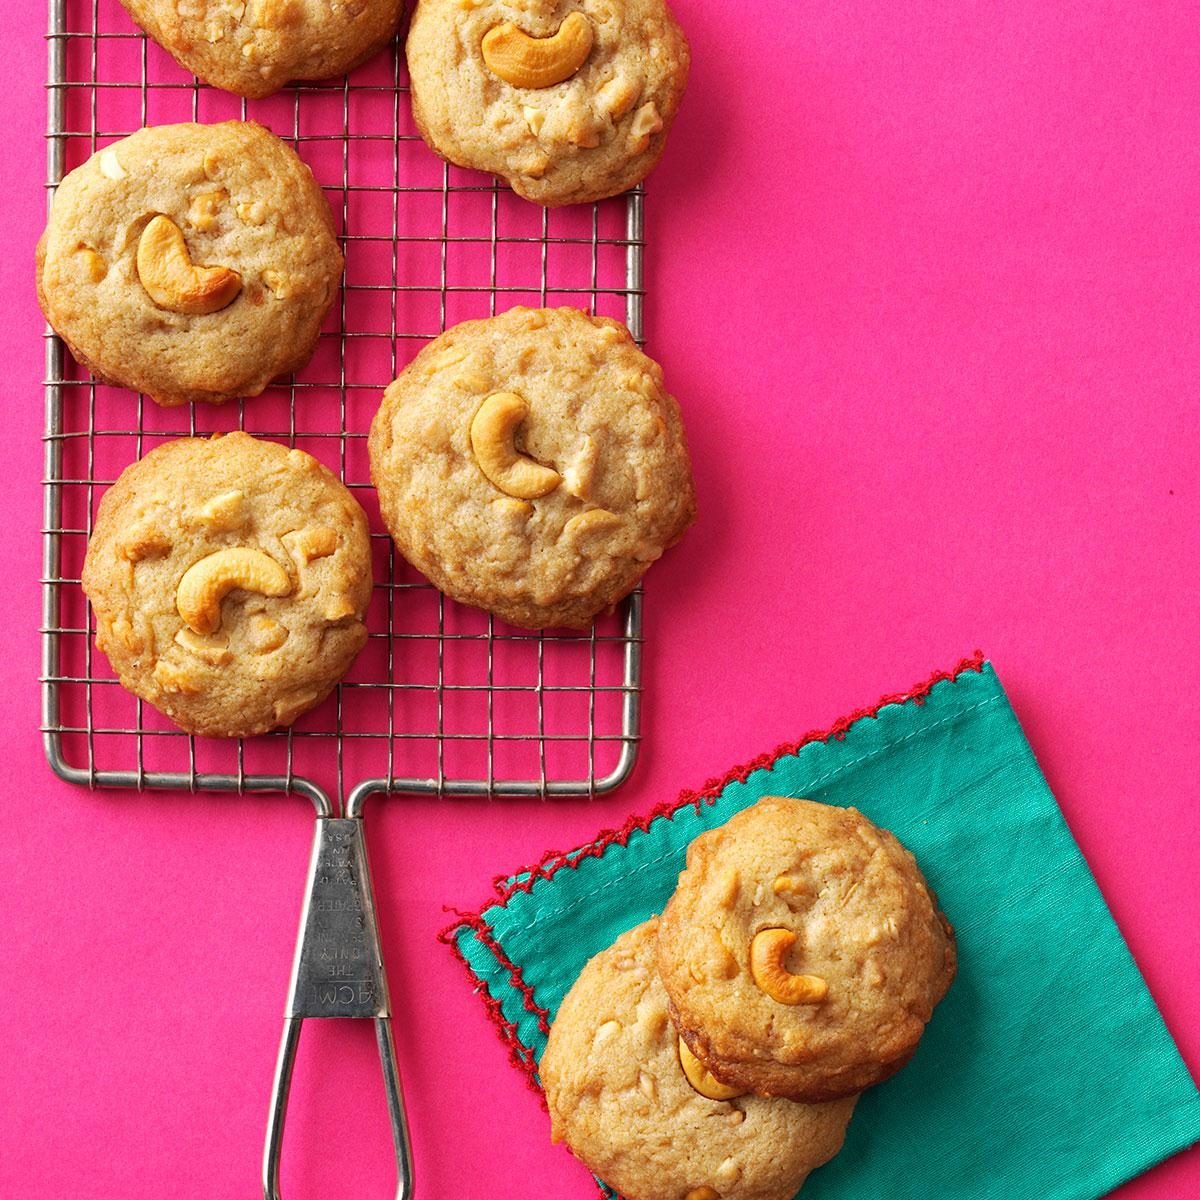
[[119, 0, 405, 99], [658, 798, 957, 1102], [541, 919, 858, 1200], [37, 121, 342, 407], [367, 306, 695, 629], [82, 432, 373, 738], [407, 0, 690, 205]]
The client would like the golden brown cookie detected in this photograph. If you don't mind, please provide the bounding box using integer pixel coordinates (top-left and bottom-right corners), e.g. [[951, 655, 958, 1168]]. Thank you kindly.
[[407, 0, 690, 205], [542, 919, 858, 1200], [82, 432, 373, 738], [658, 797, 957, 1102], [37, 121, 342, 407], [368, 306, 695, 629], [119, 0, 405, 99]]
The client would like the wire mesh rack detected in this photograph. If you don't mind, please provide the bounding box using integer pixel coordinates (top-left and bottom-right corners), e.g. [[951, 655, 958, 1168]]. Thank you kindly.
[[41, 0, 647, 814]]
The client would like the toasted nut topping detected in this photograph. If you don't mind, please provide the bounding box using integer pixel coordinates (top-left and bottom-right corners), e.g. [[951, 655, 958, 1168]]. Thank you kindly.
[[454, 369, 491, 392], [154, 660, 201, 694], [236, 199, 269, 226], [119, 524, 172, 562], [567, 113, 602, 148], [429, 346, 468, 373], [522, 105, 546, 136], [284, 526, 338, 566], [253, 0, 302, 27], [491, 497, 533, 520], [688, 950, 726, 981], [481, 12, 594, 89], [107, 615, 141, 654], [470, 392, 562, 499], [519, 151, 551, 179], [594, 1019, 620, 1046], [196, 489, 248, 532], [715, 1158, 742, 1188], [678, 1038, 745, 1101], [248, 614, 289, 653], [749, 928, 828, 1006], [639, 1005, 669, 1039], [176, 547, 291, 635], [99, 149, 126, 180], [631, 101, 664, 139], [323, 594, 357, 622], [563, 508, 621, 540], [186, 189, 227, 232], [772, 874, 813, 902], [137, 215, 242, 315], [712, 946, 739, 979], [261, 268, 291, 299], [561, 434, 598, 499], [716, 867, 741, 909], [595, 74, 641, 121], [77, 246, 108, 283], [174, 627, 232, 667]]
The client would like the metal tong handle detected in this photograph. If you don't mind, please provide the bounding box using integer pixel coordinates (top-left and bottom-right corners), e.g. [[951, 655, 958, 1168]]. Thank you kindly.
[[263, 817, 414, 1200]]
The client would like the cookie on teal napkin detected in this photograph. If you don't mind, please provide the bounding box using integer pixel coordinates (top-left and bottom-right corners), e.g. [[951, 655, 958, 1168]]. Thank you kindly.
[[441, 656, 1200, 1199]]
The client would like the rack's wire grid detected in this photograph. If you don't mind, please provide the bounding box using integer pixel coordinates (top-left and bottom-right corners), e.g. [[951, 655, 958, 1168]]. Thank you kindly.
[[41, 0, 646, 811]]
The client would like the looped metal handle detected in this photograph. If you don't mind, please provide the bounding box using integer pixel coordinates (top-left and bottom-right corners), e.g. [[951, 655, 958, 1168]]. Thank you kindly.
[[264, 817, 414, 1199], [264, 1016, 413, 1200]]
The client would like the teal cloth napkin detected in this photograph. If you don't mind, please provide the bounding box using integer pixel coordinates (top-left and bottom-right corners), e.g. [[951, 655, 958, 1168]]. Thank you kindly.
[[442, 657, 1200, 1199]]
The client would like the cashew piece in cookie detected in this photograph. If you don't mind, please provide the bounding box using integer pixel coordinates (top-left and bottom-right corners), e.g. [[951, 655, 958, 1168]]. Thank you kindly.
[[470, 392, 562, 499], [176, 547, 291, 635], [678, 1037, 745, 1102], [749, 928, 828, 1006], [563, 508, 622, 540], [481, 12, 594, 89], [136, 214, 242, 315]]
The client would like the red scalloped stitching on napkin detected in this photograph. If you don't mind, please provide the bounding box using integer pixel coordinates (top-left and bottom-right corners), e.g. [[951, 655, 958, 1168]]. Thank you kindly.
[[437, 652, 985, 1101], [440, 911, 549, 1101], [486, 651, 985, 907]]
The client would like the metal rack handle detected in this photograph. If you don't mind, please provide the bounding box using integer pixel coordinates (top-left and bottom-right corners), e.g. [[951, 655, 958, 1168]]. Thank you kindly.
[[264, 1016, 413, 1200], [263, 817, 414, 1199]]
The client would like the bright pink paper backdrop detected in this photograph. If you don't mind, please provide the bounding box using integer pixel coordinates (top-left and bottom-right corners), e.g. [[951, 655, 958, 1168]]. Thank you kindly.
[[2, 3, 1198, 1199]]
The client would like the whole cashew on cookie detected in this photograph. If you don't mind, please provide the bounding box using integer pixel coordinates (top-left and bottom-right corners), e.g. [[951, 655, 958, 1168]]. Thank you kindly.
[[136, 214, 242, 315], [749, 928, 829, 1006], [481, 12, 595, 89], [677, 1036, 744, 1101], [470, 391, 563, 499], [176, 547, 292, 635]]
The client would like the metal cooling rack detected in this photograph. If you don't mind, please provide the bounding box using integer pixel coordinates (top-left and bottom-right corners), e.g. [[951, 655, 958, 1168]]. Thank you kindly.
[[40, 2, 656, 1196], [41, 0, 646, 814]]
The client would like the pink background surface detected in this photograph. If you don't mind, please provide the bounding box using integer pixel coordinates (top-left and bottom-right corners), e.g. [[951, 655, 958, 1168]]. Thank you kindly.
[[2, 2, 1198, 1198]]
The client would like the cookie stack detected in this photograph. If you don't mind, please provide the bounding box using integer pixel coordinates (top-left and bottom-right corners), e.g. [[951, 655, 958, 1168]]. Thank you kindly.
[[541, 796, 957, 1200]]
